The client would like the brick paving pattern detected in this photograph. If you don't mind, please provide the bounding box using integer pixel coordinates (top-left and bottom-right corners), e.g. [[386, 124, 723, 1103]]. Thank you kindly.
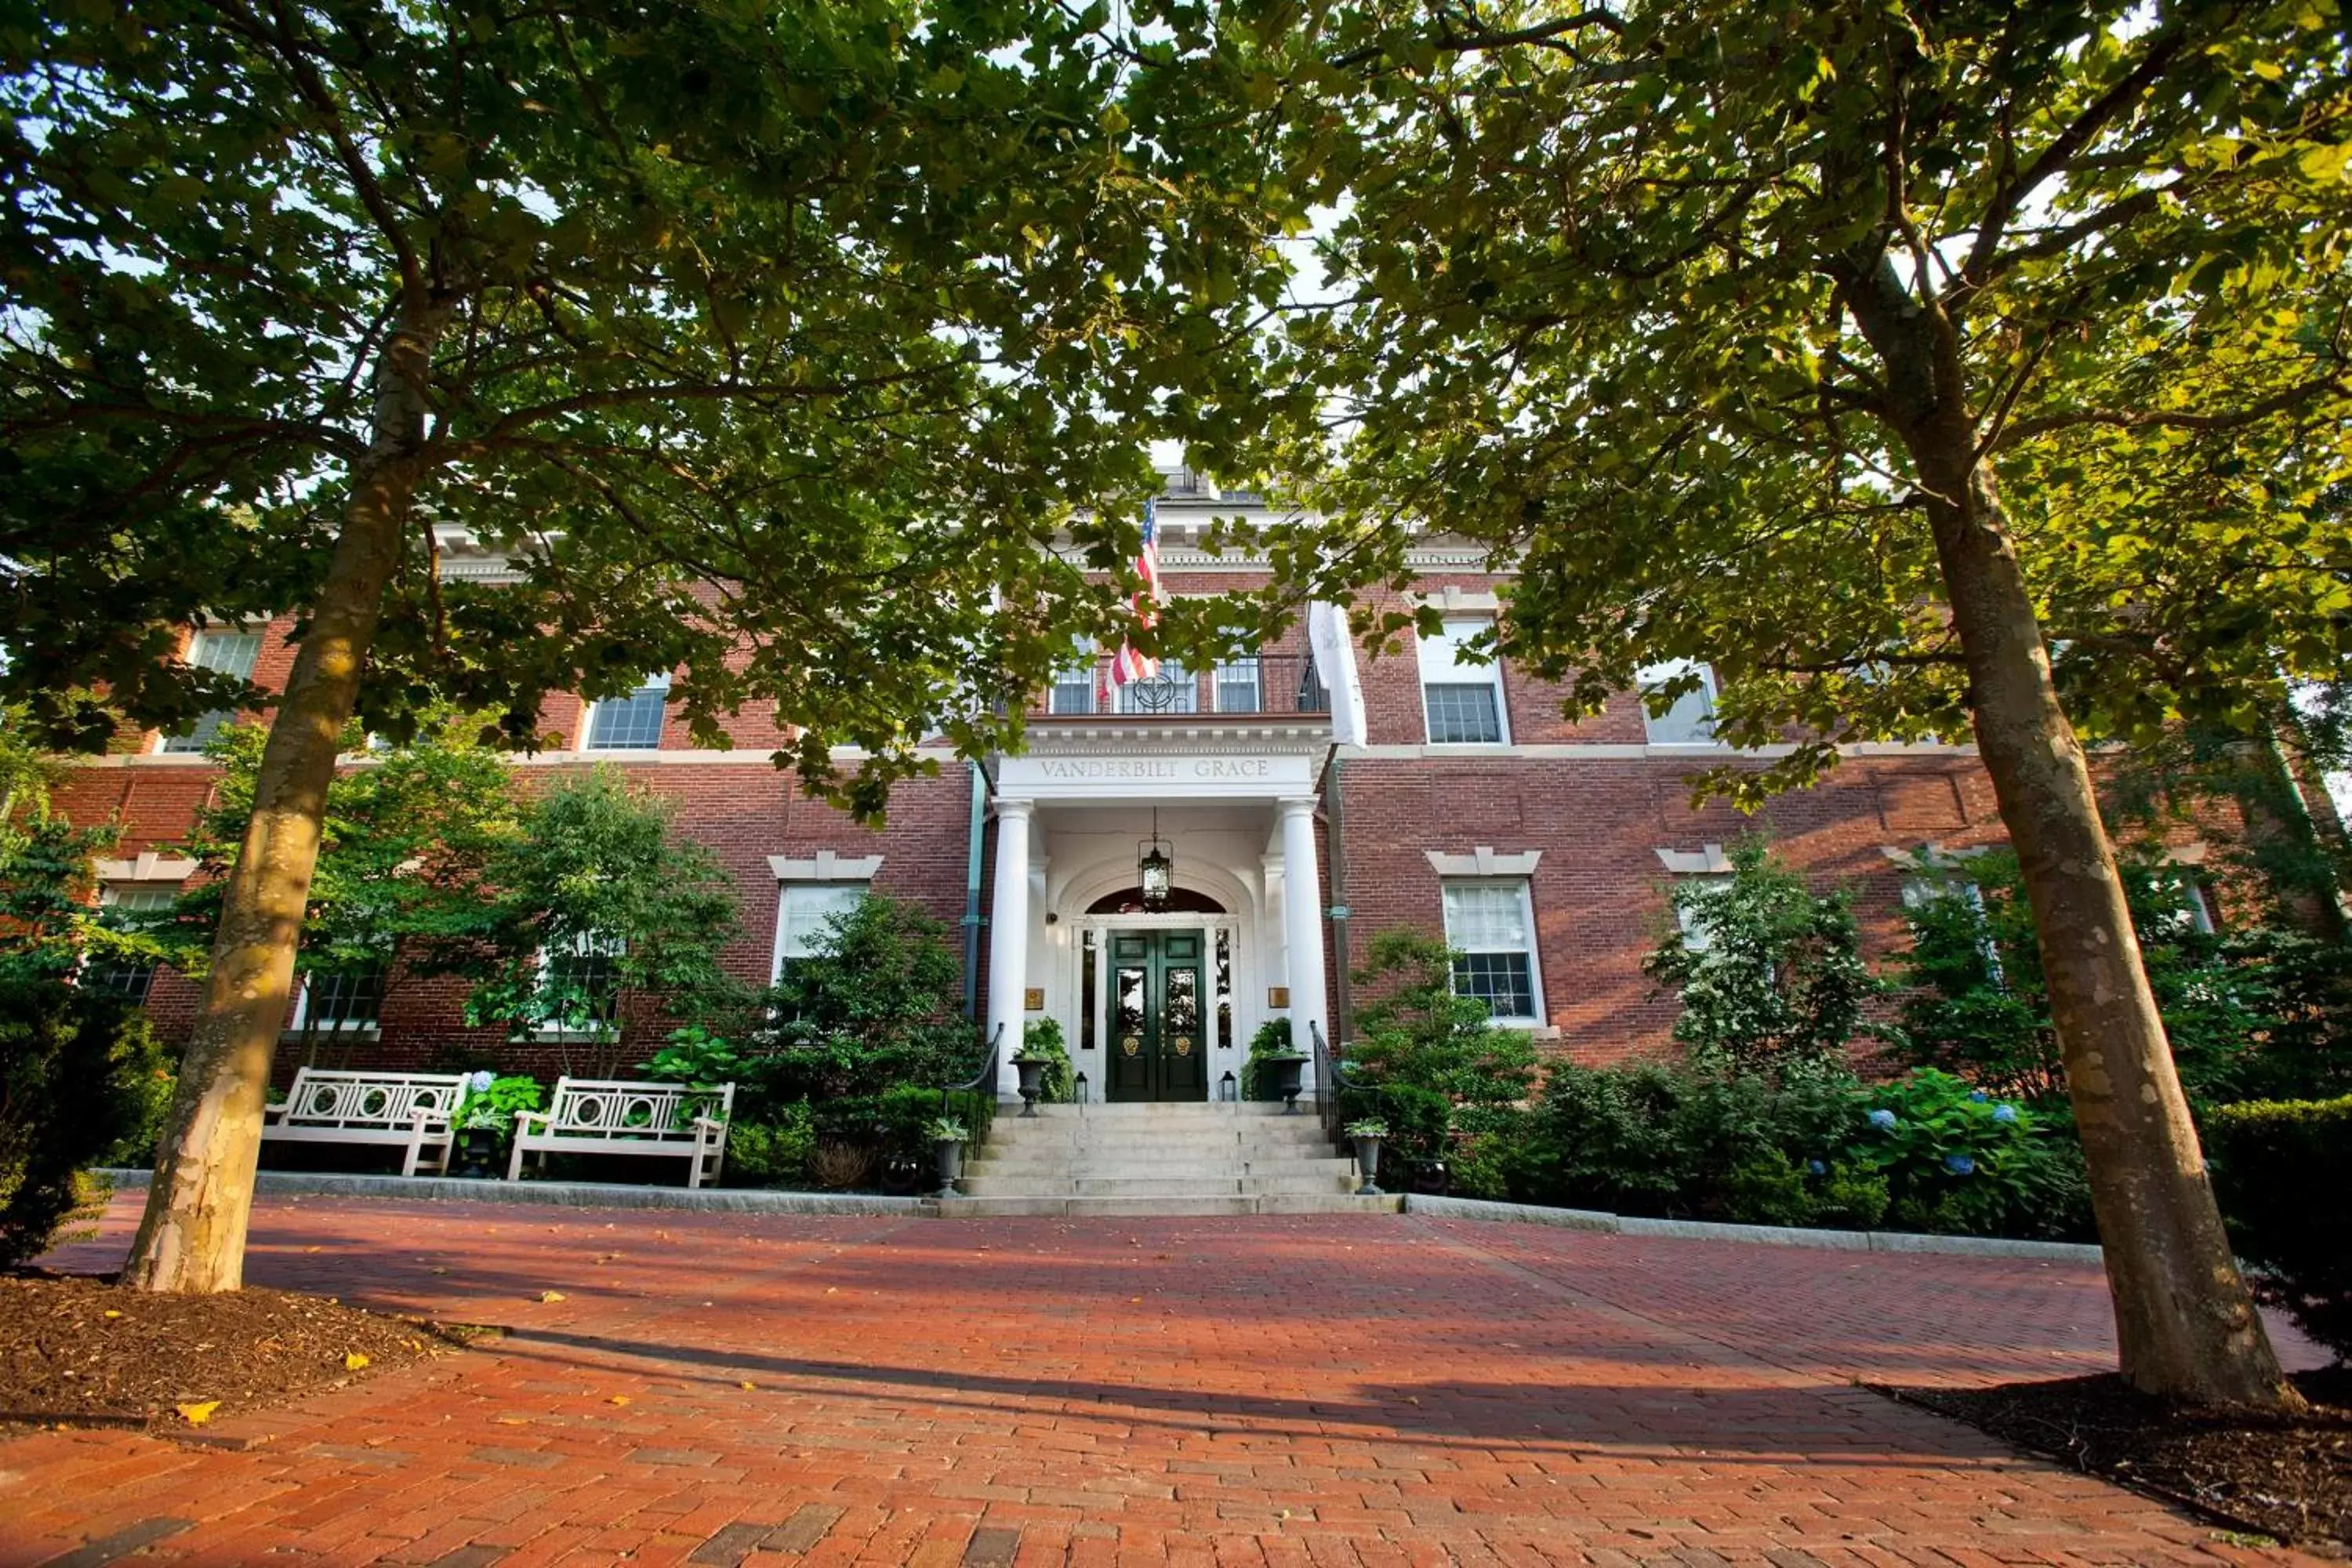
[[2, 1194, 2327, 1566]]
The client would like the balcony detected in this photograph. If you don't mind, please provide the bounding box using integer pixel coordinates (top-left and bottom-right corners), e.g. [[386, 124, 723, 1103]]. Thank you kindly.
[[1040, 654, 1327, 720]]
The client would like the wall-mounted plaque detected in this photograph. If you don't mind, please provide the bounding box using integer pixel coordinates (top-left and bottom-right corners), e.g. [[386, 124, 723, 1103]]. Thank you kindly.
[[1267, 986, 1290, 1008], [1023, 987, 1045, 1011]]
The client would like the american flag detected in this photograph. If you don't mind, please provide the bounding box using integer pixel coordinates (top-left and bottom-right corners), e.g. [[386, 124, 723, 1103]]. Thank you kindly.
[[1108, 498, 1162, 689]]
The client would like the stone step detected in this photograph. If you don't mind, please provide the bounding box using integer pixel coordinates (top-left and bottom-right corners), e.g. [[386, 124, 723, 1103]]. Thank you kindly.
[[957, 1172, 1359, 1198], [935, 1192, 1402, 1219], [1012, 1102, 1304, 1119], [966, 1152, 1353, 1174], [982, 1127, 1334, 1151]]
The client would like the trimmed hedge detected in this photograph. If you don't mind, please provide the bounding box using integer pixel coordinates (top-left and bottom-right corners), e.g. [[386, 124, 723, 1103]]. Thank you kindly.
[[2204, 1094, 2352, 1363], [0, 978, 172, 1266]]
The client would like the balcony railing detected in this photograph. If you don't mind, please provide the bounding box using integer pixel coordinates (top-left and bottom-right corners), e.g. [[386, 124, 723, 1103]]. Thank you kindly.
[[1042, 654, 1327, 718]]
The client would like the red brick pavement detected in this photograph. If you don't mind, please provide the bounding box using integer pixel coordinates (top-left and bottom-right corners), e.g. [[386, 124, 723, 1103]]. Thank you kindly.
[[1, 1195, 2328, 1566]]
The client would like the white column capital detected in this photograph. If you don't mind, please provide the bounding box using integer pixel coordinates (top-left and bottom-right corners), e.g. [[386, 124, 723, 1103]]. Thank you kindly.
[[996, 797, 1036, 822], [1274, 796, 1318, 822]]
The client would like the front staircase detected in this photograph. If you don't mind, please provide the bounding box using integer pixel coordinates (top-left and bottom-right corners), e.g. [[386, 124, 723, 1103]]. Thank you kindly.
[[937, 1101, 1402, 1218]]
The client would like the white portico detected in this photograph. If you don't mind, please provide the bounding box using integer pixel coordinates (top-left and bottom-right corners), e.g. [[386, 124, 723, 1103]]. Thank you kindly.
[[983, 729, 1334, 1102]]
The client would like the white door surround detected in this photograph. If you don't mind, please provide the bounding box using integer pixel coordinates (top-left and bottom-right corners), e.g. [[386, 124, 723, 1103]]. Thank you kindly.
[[985, 742, 1334, 1101]]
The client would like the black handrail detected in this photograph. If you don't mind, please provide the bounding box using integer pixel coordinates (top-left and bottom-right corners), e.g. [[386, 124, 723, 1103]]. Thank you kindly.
[[942, 1023, 1002, 1153], [1310, 1019, 1341, 1145]]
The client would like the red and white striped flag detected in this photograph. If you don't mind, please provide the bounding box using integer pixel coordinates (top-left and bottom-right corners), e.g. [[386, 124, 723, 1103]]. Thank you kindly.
[[1109, 498, 1162, 689]]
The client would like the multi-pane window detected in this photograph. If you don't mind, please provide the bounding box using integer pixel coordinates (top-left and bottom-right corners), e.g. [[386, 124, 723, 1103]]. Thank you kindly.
[[296, 965, 387, 1031], [1419, 621, 1507, 743], [1051, 639, 1098, 715], [585, 673, 670, 750], [773, 882, 869, 979], [85, 886, 177, 1001], [539, 933, 623, 1030], [1674, 877, 1731, 953], [162, 630, 264, 753], [1442, 880, 1541, 1022], [1214, 658, 1261, 713], [1638, 661, 1719, 745]]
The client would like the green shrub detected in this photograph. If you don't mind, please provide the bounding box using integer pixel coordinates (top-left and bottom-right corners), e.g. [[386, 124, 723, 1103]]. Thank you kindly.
[[1845, 1068, 2092, 1240], [1348, 929, 1538, 1105], [754, 895, 976, 1105], [2203, 1095, 2352, 1363], [724, 1102, 817, 1188], [0, 979, 171, 1266], [635, 1025, 746, 1089], [1642, 837, 1877, 1078]]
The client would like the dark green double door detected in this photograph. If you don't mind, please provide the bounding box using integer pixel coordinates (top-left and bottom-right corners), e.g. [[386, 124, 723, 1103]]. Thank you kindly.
[[1106, 929, 1207, 1102]]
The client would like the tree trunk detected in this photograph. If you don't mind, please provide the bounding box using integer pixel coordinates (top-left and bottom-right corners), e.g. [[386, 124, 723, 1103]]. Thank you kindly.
[[121, 303, 445, 1294], [1908, 426, 2296, 1408]]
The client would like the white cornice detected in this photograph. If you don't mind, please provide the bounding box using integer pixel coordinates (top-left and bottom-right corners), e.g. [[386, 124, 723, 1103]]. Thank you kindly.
[[1426, 846, 1543, 877], [95, 851, 198, 883], [1655, 844, 1733, 876], [768, 851, 884, 882], [1016, 720, 1333, 757]]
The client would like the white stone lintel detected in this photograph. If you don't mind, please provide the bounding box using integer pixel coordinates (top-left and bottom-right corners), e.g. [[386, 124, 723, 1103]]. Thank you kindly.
[[1653, 844, 1732, 877], [1428, 846, 1543, 877], [768, 850, 884, 883], [94, 851, 198, 883]]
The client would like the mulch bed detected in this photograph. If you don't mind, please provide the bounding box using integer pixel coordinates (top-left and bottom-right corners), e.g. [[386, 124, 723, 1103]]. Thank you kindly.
[[0, 1273, 482, 1435], [1882, 1367, 2352, 1555]]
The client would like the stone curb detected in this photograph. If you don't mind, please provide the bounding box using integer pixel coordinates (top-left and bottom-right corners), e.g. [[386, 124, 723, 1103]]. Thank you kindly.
[[1402, 1192, 2107, 1264], [96, 1168, 935, 1216]]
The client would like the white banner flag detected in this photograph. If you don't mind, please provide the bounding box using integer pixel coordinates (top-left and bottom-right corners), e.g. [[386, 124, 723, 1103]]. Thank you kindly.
[[1308, 600, 1368, 748]]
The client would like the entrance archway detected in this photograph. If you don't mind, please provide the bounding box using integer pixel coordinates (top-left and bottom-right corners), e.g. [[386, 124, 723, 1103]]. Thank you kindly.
[[1085, 886, 1227, 916]]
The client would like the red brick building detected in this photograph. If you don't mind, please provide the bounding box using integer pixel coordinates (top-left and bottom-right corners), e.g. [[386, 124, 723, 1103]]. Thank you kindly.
[[51, 474, 2208, 1099]]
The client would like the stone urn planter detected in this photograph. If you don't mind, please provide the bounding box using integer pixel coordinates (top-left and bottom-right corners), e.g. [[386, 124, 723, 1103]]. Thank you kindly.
[[932, 1138, 965, 1192], [454, 1127, 502, 1180], [1346, 1120, 1388, 1196], [1012, 1054, 1050, 1117], [1260, 1052, 1309, 1113]]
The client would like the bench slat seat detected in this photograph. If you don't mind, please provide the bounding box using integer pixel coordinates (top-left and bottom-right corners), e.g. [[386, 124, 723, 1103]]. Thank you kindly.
[[506, 1077, 734, 1189], [263, 1068, 467, 1178]]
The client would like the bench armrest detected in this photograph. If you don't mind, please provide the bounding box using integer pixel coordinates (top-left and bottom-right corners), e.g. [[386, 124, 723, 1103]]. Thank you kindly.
[[689, 1115, 729, 1134], [510, 1109, 551, 1138]]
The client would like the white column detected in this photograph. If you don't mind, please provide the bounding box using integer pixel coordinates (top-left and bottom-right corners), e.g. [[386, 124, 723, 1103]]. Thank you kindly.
[[985, 799, 1033, 1095], [1276, 797, 1331, 1071]]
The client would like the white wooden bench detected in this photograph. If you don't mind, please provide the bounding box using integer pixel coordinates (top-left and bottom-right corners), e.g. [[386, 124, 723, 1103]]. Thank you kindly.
[[506, 1077, 735, 1188], [262, 1068, 466, 1177]]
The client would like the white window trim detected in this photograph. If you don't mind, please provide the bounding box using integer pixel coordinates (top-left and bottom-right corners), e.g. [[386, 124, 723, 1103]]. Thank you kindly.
[[1418, 619, 1510, 746], [1637, 660, 1721, 747], [1671, 874, 1733, 953], [286, 967, 387, 1038], [526, 931, 626, 1040], [579, 671, 673, 751], [1440, 877, 1546, 1028], [768, 880, 873, 983]]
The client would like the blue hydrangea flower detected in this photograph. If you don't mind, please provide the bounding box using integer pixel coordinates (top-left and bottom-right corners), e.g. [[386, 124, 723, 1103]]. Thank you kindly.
[[1867, 1108, 1897, 1130], [1991, 1103, 2019, 1124], [1944, 1152, 1976, 1175], [1806, 1159, 1827, 1176], [1969, 1088, 1989, 1102], [468, 1069, 495, 1092]]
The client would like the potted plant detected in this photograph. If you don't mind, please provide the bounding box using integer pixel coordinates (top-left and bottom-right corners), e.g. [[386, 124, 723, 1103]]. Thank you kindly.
[[1014, 1018, 1073, 1116], [453, 1072, 543, 1178], [1345, 1117, 1389, 1196], [925, 1114, 968, 1192]]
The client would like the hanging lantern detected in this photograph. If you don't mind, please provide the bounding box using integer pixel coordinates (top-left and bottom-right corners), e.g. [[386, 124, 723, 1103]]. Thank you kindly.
[[1138, 809, 1174, 912]]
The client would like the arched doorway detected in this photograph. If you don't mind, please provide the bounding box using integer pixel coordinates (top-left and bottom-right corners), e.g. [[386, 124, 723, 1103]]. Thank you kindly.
[[1079, 888, 1229, 1103]]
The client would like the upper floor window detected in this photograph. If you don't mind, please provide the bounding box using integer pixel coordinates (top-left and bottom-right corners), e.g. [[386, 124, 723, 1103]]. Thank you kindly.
[[773, 882, 869, 981], [1442, 880, 1542, 1023], [1214, 657, 1261, 714], [161, 629, 264, 753], [585, 673, 670, 750], [1420, 620, 1507, 744], [1639, 660, 1719, 746], [1051, 639, 1098, 715]]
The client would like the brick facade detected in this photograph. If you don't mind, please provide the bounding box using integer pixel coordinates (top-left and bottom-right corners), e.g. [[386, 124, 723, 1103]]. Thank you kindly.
[[48, 509, 2236, 1087]]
